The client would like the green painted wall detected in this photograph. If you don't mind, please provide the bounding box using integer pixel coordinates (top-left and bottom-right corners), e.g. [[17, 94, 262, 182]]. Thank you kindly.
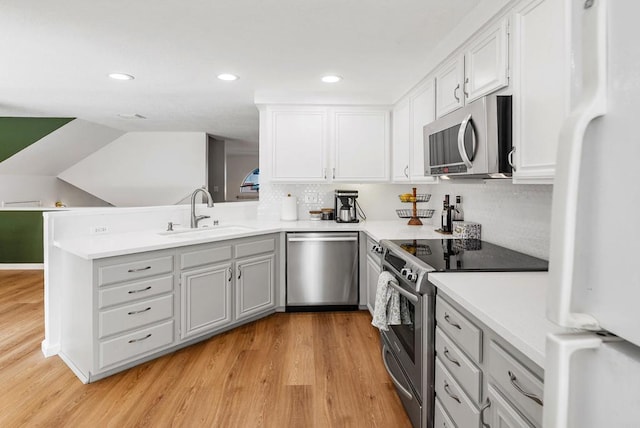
[[0, 117, 74, 162], [0, 212, 46, 263]]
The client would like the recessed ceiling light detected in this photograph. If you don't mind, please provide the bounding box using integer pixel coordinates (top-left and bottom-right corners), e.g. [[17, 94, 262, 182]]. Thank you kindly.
[[321, 75, 342, 83], [108, 73, 135, 81], [217, 73, 239, 81]]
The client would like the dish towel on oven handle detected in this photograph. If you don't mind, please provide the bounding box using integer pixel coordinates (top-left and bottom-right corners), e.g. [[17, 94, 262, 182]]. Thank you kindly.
[[372, 271, 412, 331]]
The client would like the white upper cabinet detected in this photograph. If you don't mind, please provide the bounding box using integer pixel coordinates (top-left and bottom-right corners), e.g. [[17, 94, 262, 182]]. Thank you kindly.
[[332, 108, 390, 182], [392, 99, 411, 182], [435, 56, 465, 118], [410, 79, 437, 182], [392, 78, 438, 183], [266, 105, 390, 183], [464, 19, 509, 102], [435, 18, 510, 118], [269, 107, 327, 182], [511, 0, 568, 183]]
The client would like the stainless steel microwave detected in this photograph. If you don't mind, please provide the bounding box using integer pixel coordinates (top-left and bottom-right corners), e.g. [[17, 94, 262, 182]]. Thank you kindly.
[[423, 95, 513, 178]]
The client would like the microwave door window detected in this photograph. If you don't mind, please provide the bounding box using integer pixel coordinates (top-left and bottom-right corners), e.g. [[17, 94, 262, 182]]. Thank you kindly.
[[446, 125, 463, 163], [429, 133, 443, 167]]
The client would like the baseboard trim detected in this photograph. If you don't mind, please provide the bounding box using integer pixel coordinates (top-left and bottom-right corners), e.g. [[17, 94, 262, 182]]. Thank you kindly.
[[0, 263, 44, 270]]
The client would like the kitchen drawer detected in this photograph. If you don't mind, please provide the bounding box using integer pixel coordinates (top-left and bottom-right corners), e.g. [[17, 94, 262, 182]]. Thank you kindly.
[[435, 358, 480, 428], [99, 320, 174, 369], [436, 296, 483, 362], [99, 294, 173, 338], [180, 245, 232, 270], [434, 397, 457, 428], [98, 256, 173, 286], [235, 237, 275, 258], [436, 326, 482, 404], [98, 275, 173, 309], [488, 340, 543, 426]]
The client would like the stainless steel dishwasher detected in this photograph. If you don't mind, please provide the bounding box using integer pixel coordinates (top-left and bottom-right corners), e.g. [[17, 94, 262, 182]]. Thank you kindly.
[[286, 232, 358, 310]]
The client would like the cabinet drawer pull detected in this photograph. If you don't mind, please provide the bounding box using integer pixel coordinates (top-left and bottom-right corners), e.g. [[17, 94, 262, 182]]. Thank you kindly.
[[127, 266, 151, 273], [128, 333, 152, 343], [443, 381, 461, 403], [480, 398, 491, 428], [508, 370, 543, 406], [128, 307, 151, 315], [443, 346, 461, 367], [444, 313, 462, 330], [128, 286, 152, 294]]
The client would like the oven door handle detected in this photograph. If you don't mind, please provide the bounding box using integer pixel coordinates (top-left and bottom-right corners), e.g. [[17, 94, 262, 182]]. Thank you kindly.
[[387, 280, 419, 304], [382, 344, 414, 401]]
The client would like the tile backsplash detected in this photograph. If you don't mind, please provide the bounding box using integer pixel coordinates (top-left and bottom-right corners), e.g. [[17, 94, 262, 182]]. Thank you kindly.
[[259, 180, 553, 260]]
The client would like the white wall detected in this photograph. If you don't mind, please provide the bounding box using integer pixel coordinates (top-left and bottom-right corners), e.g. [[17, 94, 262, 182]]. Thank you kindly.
[[58, 132, 207, 207]]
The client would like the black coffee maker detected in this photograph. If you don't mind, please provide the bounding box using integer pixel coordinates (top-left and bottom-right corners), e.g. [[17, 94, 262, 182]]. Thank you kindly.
[[334, 190, 364, 223]]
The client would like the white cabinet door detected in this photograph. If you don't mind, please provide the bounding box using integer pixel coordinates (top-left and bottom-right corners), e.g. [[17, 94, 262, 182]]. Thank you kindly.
[[366, 255, 381, 315], [270, 108, 327, 182], [180, 263, 232, 339], [410, 79, 437, 182], [464, 19, 509, 103], [435, 56, 465, 118], [392, 99, 411, 182], [512, 0, 568, 183], [486, 384, 535, 428], [235, 254, 275, 321], [332, 109, 390, 182]]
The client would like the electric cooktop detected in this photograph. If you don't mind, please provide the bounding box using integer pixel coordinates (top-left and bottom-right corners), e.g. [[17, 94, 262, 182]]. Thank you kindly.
[[387, 239, 548, 272]]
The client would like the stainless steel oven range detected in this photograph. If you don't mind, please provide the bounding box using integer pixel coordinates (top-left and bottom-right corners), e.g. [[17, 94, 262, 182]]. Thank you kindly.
[[379, 239, 548, 428], [380, 241, 435, 428]]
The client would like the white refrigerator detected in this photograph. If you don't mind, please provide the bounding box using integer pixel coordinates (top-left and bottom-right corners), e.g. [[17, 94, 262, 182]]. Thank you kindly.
[[545, 0, 640, 426]]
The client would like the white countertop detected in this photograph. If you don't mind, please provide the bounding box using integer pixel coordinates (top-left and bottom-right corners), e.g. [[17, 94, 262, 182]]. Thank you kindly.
[[429, 271, 575, 368], [54, 219, 450, 260]]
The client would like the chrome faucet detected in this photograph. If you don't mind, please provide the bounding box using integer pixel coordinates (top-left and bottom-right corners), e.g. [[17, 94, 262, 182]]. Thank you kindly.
[[190, 187, 214, 228]]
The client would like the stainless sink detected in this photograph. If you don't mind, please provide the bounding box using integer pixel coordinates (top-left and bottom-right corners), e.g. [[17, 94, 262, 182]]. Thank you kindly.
[[158, 225, 254, 238]]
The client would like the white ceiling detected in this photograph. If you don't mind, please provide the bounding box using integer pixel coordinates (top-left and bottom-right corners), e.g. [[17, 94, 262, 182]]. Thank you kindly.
[[1, 0, 483, 148]]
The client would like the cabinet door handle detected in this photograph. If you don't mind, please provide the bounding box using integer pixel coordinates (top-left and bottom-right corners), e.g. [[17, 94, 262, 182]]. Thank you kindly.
[[443, 346, 461, 367], [404, 165, 409, 178], [228, 267, 233, 282], [237, 268, 241, 280], [332, 167, 336, 179], [443, 381, 461, 403], [508, 147, 516, 171], [128, 266, 151, 273], [128, 286, 152, 294], [464, 77, 470, 98], [480, 398, 491, 428], [453, 84, 461, 102], [323, 167, 327, 179], [128, 307, 151, 315], [444, 313, 462, 330], [128, 333, 152, 343], [508, 370, 543, 405]]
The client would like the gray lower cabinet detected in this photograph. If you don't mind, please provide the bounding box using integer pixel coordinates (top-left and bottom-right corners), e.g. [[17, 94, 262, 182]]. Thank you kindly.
[[59, 233, 278, 383], [180, 262, 233, 339], [363, 234, 382, 315], [235, 253, 275, 321], [435, 293, 543, 428]]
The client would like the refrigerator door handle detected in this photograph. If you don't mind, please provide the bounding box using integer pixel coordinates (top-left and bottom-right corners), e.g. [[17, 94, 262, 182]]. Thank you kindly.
[[543, 333, 603, 428], [548, 0, 607, 329]]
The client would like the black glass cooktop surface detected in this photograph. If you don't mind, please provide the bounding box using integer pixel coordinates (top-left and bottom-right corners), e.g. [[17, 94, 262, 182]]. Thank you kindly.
[[390, 239, 548, 272]]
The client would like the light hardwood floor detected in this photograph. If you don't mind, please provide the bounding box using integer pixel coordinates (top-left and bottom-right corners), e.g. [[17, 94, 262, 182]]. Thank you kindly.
[[0, 270, 411, 427]]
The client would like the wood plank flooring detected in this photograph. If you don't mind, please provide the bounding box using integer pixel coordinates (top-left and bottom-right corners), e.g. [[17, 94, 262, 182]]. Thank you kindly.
[[0, 270, 411, 427]]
